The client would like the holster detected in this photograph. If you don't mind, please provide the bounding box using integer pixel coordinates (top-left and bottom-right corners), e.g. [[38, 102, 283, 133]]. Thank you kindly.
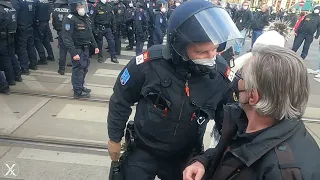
[[108, 121, 136, 180]]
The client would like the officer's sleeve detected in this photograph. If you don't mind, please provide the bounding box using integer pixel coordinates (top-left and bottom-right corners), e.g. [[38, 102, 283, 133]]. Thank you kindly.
[[11, 0, 20, 13], [214, 87, 235, 132], [107, 58, 146, 143], [61, 15, 77, 57], [134, 11, 143, 34], [111, 11, 117, 32], [86, 18, 98, 48], [90, 5, 97, 32]]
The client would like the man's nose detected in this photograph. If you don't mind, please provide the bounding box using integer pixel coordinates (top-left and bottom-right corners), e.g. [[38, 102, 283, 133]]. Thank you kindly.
[[207, 50, 217, 59]]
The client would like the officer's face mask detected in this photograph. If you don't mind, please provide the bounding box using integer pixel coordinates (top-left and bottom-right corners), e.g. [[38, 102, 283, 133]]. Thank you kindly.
[[161, 7, 166, 13], [129, 3, 133, 7], [314, 9, 319, 14], [243, 5, 248, 10], [101, 0, 107, 4], [175, 2, 180, 6], [77, 7, 86, 16], [191, 57, 216, 67]]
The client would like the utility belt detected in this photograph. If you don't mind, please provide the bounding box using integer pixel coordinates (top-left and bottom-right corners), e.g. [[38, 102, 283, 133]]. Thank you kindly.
[[75, 44, 90, 50], [109, 121, 135, 180], [96, 24, 110, 31]]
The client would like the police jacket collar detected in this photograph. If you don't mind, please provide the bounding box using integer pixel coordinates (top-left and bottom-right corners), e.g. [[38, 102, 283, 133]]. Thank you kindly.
[[230, 118, 302, 167]]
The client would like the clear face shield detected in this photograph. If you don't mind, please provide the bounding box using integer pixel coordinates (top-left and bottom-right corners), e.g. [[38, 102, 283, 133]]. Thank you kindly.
[[76, 0, 89, 14], [170, 7, 242, 66]]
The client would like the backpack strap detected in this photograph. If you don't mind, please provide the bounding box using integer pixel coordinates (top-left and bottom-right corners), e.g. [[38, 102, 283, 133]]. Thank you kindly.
[[274, 142, 303, 180]]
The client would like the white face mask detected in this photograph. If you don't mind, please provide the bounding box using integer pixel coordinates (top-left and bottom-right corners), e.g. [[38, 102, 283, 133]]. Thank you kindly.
[[192, 57, 216, 67], [175, 2, 180, 6], [78, 7, 86, 16], [314, 9, 319, 14], [161, 7, 166, 13], [129, 3, 133, 7], [243, 6, 248, 10], [101, 0, 107, 3]]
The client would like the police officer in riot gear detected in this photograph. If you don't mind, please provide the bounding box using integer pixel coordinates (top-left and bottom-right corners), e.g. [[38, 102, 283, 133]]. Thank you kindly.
[[107, 1, 242, 179], [91, 0, 119, 63], [52, 0, 70, 75], [145, 0, 155, 49], [12, 0, 39, 74], [124, 1, 134, 50], [153, 0, 167, 45], [34, 0, 55, 65], [113, 0, 125, 55], [0, 0, 21, 86], [61, 0, 99, 99], [134, 2, 149, 55]]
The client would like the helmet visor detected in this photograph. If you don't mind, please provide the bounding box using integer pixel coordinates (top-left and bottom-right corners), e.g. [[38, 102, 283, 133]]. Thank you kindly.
[[170, 7, 242, 60]]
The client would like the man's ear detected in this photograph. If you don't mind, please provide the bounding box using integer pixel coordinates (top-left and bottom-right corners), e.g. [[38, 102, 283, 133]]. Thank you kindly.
[[248, 89, 259, 105]]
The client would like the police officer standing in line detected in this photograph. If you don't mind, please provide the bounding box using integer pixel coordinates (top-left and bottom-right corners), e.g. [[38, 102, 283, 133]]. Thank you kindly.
[[113, 0, 125, 55], [123, 1, 135, 50], [292, 5, 320, 60], [107, 1, 242, 179], [61, 0, 99, 99], [34, 0, 55, 65], [145, 0, 155, 49], [52, 0, 70, 75], [153, 0, 167, 45], [91, 0, 119, 63], [0, 0, 21, 87], [134, 2, 149, 55], [12, 0, 39, 74]]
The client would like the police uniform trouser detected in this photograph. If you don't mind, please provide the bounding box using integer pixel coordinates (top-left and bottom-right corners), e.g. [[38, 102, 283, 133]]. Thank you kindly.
[[34, 22, 54, 59], [122, 147, 184, 180], [135, 34, 145, 55], [8, 34, 21, 76], [153, 29, 163, 45], [0, 36, 15, 83], [72, 46, 90, 93], [0, 71, 7, 87], [114, 27, 121, 55], [16, 26, 38, 70], [126, 25, 134, 47], [96, 26, 116, 58], [147, 26, 154, 49], [57, 31, 69, 69], [292, 33, 313, 59]]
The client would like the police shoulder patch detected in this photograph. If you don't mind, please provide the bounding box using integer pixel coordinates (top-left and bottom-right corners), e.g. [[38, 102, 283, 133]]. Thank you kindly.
[[136, 51, 150, 65], [67, 14, 73, 19], [65, 23, 70, 30], [90, 10, 94, 14], [120, 68, 130, 85]]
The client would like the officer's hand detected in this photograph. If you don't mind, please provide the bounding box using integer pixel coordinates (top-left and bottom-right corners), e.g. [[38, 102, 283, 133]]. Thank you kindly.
[[183, 161, 205, 180], [108, 140, 121, 161], [94, 48, 99, 54], [73, 55, 80, 61]]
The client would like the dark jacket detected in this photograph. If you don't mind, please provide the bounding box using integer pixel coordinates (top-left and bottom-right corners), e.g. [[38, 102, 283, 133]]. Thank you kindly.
[[297, 13, 320, 38], [107, 45, 235, 158], [251, 11, 269, 31], [190, 104, 320, 180], [233, 9, 252, 31], [284, 13, 298, 28]]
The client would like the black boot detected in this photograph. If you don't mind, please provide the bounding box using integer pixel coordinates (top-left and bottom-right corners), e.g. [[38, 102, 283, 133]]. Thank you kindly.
[[125, 45, 133, 50], [83, 87, 92, 93], [7, 80, 16, 86], [29, 65, 38, 70], [0, 84, 10, 95], [37, 58, 48, 65], [47, 56, 55, 61], [98, 57, 104, 63], [21, 69, 30, 75], [67, 62, 72, 67], [15, 74, 22, 82], [58, 68, 65, 75], [111, 56, 119, 64], [73, 91, 90, 99]]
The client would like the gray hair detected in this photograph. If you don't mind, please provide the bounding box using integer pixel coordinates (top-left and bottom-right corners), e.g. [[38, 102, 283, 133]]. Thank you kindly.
[[243, 45, 310, 120]]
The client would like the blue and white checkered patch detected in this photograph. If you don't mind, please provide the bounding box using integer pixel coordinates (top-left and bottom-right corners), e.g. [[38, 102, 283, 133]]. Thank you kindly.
[[65, 24, 70, 31]]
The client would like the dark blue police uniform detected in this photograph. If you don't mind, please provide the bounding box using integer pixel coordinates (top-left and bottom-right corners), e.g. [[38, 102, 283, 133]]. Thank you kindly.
[[153, 10, 166, 45], [134, 3, 149, 55]]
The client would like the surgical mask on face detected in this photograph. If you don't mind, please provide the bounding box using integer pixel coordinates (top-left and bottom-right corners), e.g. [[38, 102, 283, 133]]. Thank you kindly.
[[175, 2, 180, 6], [78, 7, 85, 16], [314, 9, 319, 14], [243, 6, 248, 10], [161, 7, 166, 13], [129, 3, 133, 7], [192, 57, 216, 67], [101, 0, 107, 3]]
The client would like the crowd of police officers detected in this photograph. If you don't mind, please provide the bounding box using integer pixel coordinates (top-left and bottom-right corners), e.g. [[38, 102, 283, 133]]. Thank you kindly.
[[0, 0, 181, 96]]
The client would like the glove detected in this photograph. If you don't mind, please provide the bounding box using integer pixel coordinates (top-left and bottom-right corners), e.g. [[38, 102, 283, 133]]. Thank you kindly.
[[108, 140, 121, 161]]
